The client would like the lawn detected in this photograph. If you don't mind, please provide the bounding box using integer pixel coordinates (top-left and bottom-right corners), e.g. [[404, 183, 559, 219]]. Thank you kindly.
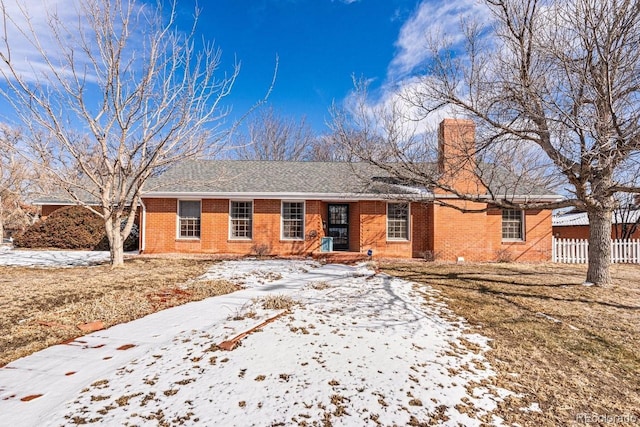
[[381, 261, 640, 426], [2, 257, 639, 425], [0, 257, 239, 367]]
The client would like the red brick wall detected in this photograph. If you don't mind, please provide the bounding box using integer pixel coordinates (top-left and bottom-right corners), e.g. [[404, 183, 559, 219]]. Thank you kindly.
[[142, 197, 552, 261], [432, 200, 497, 261], [143, 198, 323, 256], [409, 203, 429, 258], [358, 200, 421, 258], [431, 202, 551, 262], [494, 208, 552, 262]]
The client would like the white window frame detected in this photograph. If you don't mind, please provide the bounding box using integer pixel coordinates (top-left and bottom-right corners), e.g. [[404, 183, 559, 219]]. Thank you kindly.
[[502, 209, 525, 241], [229, 200, 253, 240], [387, 202, 410, 241], [177, 199, 201, 239], [281, 201, 305, 241]]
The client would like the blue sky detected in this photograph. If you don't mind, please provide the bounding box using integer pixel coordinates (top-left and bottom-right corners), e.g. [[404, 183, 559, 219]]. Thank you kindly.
[[0, 0, 491, 135], [176, 0, 490, 133], [185, 0, 421, 132]]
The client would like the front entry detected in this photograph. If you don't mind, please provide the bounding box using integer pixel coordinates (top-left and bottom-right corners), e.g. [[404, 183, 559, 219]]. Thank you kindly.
[[328, 204, 349, 251]]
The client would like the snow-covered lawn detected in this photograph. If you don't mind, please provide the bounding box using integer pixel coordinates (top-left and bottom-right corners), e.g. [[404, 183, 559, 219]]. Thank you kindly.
[[0, 248, 111, 267], [0, 259, 511, 426]]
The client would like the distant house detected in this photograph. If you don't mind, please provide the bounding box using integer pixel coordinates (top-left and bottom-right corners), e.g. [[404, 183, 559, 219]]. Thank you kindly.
[[553, 210, 640, 240], [136, 119, 560, 261]]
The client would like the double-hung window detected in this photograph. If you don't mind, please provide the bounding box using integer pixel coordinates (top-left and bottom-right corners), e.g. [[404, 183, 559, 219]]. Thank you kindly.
[[502, 209, 524, 241], [230, 201, 252, 239], [178, 200, 201, 238], [282, 202, 304, 240], [387, 202, 409, 240]]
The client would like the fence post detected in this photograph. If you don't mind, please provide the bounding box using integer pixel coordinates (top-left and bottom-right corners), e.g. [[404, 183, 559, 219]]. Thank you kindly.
[[553, 237, 640, 264]]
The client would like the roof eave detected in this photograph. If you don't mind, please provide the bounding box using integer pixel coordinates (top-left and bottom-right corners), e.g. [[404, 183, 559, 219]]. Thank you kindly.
[[142, 191, 427, 201]]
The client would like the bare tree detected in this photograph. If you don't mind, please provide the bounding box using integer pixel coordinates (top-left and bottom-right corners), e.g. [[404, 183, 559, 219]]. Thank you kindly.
[[612, 193, 640, 240], [233, 106, 315, 161], [0, 125, 34, 241], [307, 133, 352, 162], [332, 0, 640, 285], [0, 0, 238, 266]]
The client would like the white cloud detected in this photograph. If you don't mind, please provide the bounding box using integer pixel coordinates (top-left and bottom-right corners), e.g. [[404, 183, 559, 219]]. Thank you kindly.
[[341, 0, 493, 138], [0, 0, 86, 82], [389, 0, 492, 79], [0, 0, 147, 84]]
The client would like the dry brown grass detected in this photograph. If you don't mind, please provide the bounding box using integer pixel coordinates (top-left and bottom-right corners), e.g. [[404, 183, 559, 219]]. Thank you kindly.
[[258, 294, 298, 310], [382, 261, 640, 426], [0, 257, 241, 366]]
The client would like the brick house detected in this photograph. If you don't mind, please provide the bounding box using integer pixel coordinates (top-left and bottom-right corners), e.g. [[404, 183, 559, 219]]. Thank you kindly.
[[139, 119, 560, 261], [553, 210, 640, 240]]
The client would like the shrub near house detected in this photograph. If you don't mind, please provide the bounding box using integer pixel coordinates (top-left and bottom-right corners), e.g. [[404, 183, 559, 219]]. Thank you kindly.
[[14, 205, 138, 251]]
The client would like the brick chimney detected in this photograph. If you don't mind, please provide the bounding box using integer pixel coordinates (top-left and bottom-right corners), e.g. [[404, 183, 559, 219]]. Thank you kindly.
[[437, 118, 482, 194]]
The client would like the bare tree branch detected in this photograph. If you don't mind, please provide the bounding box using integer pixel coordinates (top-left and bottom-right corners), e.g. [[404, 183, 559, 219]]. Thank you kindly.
[[0, 0, 238, 266], [331, 0, 640, 285]]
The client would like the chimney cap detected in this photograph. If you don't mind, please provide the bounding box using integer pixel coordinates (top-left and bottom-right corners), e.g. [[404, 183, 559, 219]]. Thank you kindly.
[[440, 118, 475, 126]]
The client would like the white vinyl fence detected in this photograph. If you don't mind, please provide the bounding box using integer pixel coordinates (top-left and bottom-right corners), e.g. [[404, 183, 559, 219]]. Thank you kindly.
[[552, 237, 640, 264]]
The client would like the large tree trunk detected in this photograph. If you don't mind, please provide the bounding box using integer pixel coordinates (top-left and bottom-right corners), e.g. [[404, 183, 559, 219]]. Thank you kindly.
[[105, 217, 125, 268], [586, 208, 612, 286], [110, 232, 124, 268]]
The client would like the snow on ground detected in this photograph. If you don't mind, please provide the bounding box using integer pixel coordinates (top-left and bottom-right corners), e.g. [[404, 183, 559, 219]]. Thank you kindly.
[[0, 259, 511, 426], [0, 249, 111, 267]]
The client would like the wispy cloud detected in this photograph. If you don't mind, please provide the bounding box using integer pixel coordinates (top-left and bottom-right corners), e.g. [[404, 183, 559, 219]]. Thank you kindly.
[[0, 0, 148, 84], [340, 0, 493, 137], [389, 0, 492, 79], [0, 0, 86, 82]]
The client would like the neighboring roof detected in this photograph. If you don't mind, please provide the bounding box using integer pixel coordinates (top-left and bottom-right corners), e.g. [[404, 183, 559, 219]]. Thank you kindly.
[[32, 188, 98, 206], [553, 210, 640, 227]]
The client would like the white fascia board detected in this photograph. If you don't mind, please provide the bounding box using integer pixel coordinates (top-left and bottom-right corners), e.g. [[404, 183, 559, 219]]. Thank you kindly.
[[432, 194, 564, 203], [142, 191, 563, 204], [32, 201, 75, 206], [141, 192, 424, 201]]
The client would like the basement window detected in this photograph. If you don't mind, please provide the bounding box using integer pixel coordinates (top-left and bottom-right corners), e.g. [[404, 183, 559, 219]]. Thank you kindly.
[[502, 209, 524, 241], [178, 200, 201, 239]]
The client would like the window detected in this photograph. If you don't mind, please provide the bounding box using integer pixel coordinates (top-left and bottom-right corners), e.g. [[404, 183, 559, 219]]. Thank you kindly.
[[178, 200, 201, 238], [502, 209, 524, 240], [230, 201, 252, 239], [282, 202, 304, 240], [387, 202, 409, 240]]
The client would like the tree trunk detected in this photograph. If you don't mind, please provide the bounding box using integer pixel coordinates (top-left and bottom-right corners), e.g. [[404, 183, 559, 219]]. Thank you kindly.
[[110, 230, 124, 267], [0, 195, 4, 241], [586, 208, 612, 286], [105, 217, 125, 268]]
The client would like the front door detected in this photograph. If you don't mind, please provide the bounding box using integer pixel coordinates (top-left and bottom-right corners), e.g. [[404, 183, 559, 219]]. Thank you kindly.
[[328, 204, 349, 251]]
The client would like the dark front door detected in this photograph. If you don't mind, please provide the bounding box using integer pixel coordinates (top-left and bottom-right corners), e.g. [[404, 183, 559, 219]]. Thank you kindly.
[[328, 204, 349, 251]]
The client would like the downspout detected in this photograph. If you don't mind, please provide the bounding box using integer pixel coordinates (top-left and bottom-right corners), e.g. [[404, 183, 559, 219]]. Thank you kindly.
[[139, 198, 146, 253]]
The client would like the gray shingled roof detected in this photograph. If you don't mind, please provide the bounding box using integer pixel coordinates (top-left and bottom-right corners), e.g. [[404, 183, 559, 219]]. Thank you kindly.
[[35, 160, 560, 204], [145, 160, 406, 195]]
